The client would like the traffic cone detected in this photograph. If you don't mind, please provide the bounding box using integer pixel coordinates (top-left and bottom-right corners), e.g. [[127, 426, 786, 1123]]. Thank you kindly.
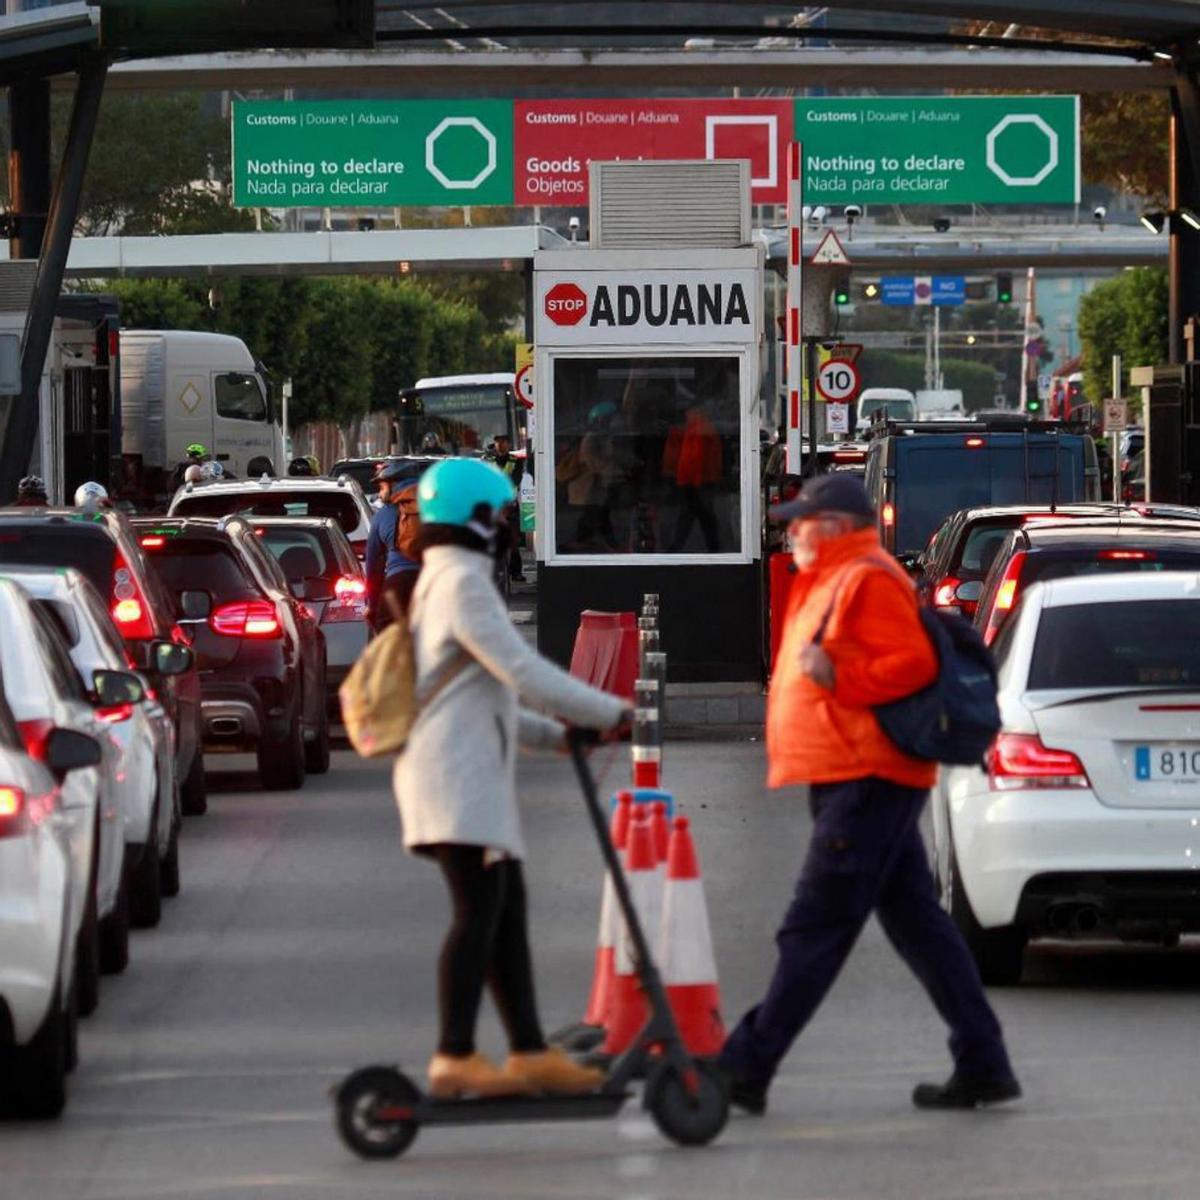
[[650, 800, 669, 866], [600, 805, 663, 1056], [657, 815, 725, 1057], [550, 791, 632, 1053]]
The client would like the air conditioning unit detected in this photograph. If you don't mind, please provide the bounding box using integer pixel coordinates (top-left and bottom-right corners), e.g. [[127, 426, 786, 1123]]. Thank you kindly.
[[589, 159, 751, 249]]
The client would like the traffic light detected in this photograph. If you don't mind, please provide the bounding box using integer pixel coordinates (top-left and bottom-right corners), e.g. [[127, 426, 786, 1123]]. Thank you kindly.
[[996, 272, 1014, 304], [1026, 396, 1042, 415], [834, 283, 851, 306]]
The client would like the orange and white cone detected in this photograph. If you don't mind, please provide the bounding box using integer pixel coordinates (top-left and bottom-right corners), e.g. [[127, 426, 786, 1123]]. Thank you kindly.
[[600, 805, 663, 1056], [581, 791, 633, 1028], [650, 799, 670, 869], [657, 815, 725, 1057]]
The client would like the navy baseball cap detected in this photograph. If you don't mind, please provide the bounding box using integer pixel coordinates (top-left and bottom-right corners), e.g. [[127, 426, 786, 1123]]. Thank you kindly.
[[770, 472, 876, 522], [376, 460, 420, 484]]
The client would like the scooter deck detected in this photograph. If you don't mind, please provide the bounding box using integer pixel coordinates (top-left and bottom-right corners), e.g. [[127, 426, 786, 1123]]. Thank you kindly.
[[403, 1091, 631, 1126]]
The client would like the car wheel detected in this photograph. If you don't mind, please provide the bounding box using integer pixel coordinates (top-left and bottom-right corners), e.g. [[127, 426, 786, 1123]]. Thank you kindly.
[[180, 746, 207, 816], [160, 819, 181, 899], [947, 845, 1026, 987], [75, 845, 100, 1018], [258, 705, 306, 791], [129, 829, 162, 929], [98, 871, 130, 975], [304, 689, 331, 776], [5, 980, 68, 1119]]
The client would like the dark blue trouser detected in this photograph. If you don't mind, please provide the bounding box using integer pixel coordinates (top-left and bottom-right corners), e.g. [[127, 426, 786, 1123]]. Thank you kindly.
[[721, 776, 1013, 1088]]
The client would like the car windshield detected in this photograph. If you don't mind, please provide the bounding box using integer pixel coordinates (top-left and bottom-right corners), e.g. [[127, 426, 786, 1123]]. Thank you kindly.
[[958, 523, 1019, 574], [142, 539, 256, 605], [174, 491, 361, 534], [861, 398, 914, 422], [1030, 600, 1200, 690], [255, 527, 333, 581], [0, 525, 115, 597]]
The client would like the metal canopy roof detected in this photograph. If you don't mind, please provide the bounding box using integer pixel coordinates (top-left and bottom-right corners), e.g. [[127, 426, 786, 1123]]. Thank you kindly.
[[0, 2, 98, 85]]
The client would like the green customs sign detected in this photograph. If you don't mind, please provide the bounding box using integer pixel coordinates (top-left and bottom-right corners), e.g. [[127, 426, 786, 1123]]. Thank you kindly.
[[232, 100, 514, 206], [794, 96, 1079, 206]]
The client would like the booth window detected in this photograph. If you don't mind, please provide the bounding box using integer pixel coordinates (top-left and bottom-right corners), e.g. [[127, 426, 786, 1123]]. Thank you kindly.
[[553, 356, 740, 556], [215, 372, 267, 422]]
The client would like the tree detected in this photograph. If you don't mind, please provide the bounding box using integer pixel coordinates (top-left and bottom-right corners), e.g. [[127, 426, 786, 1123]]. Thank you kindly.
[[1077, 267, 1168, 400]]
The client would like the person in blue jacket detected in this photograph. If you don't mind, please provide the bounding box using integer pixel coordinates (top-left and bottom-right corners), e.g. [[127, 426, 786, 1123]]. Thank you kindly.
[[365, 460, 422, 630]]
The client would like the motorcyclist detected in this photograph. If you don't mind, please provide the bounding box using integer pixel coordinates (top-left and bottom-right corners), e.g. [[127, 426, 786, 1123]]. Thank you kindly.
[[364, 460, 422, 630], [489, 434, 526, 583], [15, 475, 48, 506], [74, 481, 110, 512], [394, 456, 629, 1099], [288, 456, 315, 477], [170, 443, 209, 493]]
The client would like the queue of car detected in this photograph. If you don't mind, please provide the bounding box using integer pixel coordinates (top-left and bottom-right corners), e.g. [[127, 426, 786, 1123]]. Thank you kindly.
[[891, 415, 1200, 987], [0, 472, 370, 1119]]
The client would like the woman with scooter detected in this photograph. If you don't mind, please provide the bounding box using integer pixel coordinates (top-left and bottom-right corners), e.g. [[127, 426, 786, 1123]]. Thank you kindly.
[[392, 457, 629, 1100]]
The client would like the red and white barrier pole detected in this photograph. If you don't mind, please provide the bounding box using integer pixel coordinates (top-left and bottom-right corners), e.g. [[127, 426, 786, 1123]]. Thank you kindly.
[[786, 141, 804, 474]]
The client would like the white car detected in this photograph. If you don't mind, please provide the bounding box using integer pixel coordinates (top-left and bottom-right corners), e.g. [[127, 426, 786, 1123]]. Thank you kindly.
[[0, 676, 101, 1118], [0, 580, 135, 1015], [935, 571, 1200, 985], [167, 474, 374, 559], [7, 567, 187, 928]]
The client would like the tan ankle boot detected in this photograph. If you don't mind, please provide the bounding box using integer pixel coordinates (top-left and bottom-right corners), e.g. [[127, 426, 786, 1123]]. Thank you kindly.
[[427, 1052, 531, 1099], [503, 1047, 606, 1095]]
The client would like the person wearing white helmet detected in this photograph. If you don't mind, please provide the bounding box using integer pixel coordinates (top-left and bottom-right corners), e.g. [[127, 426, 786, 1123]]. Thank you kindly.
[[73, 481, 109, 511]]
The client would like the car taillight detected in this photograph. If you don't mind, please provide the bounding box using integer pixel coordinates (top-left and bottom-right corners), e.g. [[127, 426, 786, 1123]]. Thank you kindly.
[[1099, 549, 1154, 561], [933, 576, 961, 609], [140, 535, 166, 549], [111, 551, 155, 639], [882, 502, 895, 527], [324, 574, 368, 624], [97, 703, 134, 724], [17, 718, 56, 762], [0, 786, 26, 837], [965, 437, 985, 448], [982, 550, 1026, 645], [348, 538, 367, 560], [210, 600, 281, 639], [986, 732, 1090, 790]]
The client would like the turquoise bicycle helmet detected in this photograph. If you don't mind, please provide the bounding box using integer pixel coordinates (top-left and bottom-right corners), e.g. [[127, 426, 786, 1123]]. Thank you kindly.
[[418, 457, 515, 527]]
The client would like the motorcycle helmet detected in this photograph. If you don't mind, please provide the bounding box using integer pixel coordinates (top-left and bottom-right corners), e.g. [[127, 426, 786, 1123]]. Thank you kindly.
[[186, 443, 209, 460], [74, 481, 108, 508], [202, 461, 225, 481], [417, 457, 515, 529], [287, 456, 315, 477], [17, 474, 47, 501]]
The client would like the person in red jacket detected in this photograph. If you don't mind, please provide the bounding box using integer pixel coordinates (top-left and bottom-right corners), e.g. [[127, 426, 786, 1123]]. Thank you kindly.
[[720, 472, 1019, 1116]]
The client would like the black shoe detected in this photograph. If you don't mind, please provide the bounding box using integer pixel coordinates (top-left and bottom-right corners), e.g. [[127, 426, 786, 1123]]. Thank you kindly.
[[727, 1077, 768, 1116], [912, 1073, 1022, 1110]]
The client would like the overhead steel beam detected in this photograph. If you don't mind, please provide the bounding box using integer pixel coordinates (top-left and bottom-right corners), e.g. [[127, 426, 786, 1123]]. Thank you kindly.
[[99, 45, 1167, 91]]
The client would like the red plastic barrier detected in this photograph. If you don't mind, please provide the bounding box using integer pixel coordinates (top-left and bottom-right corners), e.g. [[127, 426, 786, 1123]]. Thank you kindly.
[[569, 610, 638, 700], [769, 552, 795, 673]]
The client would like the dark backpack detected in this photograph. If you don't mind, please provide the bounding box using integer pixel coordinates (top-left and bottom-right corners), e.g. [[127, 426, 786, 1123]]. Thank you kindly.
[[873, 608, 1000, 765], [815, 566, 1000, 766]]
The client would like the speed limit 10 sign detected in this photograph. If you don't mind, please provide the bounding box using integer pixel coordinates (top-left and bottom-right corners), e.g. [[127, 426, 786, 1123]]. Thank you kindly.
[[816, 358, 861, 403]]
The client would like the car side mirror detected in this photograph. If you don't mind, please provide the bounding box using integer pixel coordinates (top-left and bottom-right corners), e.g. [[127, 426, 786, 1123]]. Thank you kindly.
[[153, 641, 194, 676], [956, 580, 984, 604], [44, 727, 102, 780], [179, 590, 211, 619], [93, 669, 146, 708]]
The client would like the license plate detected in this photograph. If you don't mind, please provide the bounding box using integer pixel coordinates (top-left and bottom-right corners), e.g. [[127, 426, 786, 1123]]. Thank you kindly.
[[1135, 745, 1200, 782]]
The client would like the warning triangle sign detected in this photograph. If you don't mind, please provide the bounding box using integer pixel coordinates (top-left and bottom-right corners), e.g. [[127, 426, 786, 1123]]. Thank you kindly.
[[810, 229, 851, 266]]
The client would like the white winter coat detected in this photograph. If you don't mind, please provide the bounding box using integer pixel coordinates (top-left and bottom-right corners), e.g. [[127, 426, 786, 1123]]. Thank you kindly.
[[392, 543, 626, 860]]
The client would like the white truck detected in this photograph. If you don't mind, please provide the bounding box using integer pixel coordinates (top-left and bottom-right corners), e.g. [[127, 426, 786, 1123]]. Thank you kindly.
[[120, 330, 283, 507]]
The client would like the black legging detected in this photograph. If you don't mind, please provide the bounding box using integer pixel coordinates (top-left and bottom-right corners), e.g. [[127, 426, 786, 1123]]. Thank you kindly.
[[429, 844, 547, 1057]]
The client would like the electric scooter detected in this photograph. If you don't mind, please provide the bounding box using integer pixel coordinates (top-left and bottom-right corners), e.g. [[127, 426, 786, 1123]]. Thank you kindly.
[[332, 730, 730, 1158]]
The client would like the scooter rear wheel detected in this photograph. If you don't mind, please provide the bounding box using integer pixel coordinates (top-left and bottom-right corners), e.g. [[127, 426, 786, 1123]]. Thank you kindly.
[[645, 1059, 729, 1147], [335, 1067, 420, 1159]]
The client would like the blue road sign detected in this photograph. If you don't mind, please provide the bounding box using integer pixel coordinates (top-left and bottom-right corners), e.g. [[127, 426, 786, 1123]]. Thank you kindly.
[[880, 275, 966, 306]]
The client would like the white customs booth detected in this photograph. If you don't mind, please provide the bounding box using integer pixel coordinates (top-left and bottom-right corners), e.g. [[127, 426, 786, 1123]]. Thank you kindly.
[[533, 243, 765, 682]]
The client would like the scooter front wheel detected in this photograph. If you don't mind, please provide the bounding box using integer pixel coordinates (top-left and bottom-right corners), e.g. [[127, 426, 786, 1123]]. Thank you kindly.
[[645, 1059, 729, 1147], [335, 1066, 421, 1159]]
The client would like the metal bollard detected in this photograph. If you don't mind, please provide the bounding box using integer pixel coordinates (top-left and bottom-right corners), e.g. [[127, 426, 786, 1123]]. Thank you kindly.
[[637, 624, 660, 678], [642, 592, 660, 615], [632, 677, 662, 789], [645, 650, 667, 727]]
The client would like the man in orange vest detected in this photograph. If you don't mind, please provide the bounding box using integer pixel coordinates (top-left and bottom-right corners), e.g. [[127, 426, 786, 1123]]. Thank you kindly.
[[720, 473, 1019, 1116]]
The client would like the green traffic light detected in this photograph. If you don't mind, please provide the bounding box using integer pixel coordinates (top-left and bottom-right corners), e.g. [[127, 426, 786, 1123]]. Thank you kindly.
[[835, 288, 850, 305]]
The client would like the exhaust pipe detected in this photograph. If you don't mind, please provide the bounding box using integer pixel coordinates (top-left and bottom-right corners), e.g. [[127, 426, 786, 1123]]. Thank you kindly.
[[1045, 904, 1075, 935], [1072, 905, 1101, 935]]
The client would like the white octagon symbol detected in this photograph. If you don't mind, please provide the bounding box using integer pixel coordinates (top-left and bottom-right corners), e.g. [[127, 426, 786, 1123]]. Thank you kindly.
[[986, 114, 1059, 188], [425, 117, 497, 190]]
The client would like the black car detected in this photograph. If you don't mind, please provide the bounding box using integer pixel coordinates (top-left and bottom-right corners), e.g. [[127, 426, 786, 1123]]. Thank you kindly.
[[915, 503, 1194, 618], [132, 516, 329, 789], [0, 508, 206, 814], [863, 420, 1101, 559], [328, 455, 441, 498], [974, 519, 1200, 646]]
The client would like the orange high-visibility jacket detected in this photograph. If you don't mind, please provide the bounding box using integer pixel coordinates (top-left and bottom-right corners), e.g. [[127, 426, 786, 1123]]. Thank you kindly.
[[767, 526, 938, 790]]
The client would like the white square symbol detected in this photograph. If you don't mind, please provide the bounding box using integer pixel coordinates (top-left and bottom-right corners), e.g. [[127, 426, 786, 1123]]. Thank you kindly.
[[704, 115, 778, 188]]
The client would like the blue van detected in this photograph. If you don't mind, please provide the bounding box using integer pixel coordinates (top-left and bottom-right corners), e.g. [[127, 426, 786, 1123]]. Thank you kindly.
[[863, 420, 1101, 559]]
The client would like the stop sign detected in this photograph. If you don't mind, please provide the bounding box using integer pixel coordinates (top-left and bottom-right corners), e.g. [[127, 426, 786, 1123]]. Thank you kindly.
[[544, 282, 588, 326]]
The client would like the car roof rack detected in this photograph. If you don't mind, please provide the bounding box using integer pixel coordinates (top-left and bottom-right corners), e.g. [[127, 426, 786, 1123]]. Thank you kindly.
[[865, 417, 1090, 440]]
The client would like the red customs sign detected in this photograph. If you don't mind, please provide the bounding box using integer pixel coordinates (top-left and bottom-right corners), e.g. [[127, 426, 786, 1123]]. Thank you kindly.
[[514, 99, 793, 206], [544, 281, 588, 326]]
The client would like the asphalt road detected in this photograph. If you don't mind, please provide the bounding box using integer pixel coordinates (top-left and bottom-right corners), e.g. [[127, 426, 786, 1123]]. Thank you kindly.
[[3, 740, 1200, 1200]]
